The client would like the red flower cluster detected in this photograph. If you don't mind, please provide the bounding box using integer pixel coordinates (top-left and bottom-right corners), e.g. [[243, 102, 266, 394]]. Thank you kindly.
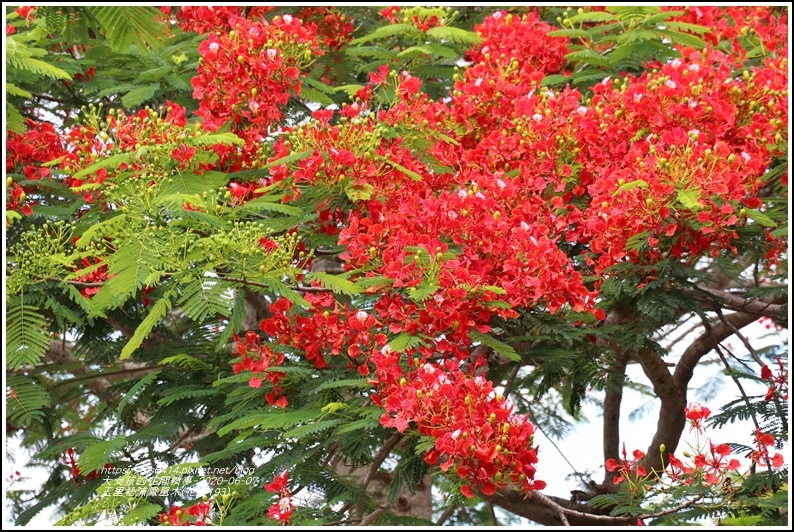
[[59, 102, 200, 203], [573, 47, 787, 271], [246, 8, 787, 502], [264, 470, 295, 525], [192, 14, 322, 134], [159, 501, 212, 526], [6, 118, 67, 216], [296, 7, 354, 51], [750, 430, 785, 469], [372, 351, 546, 498], [258, 294, 387, 375], [176, 6, 274, 35], [71, 257, 110, 298], [379, 7, 400, 24], [466, 10, 569, 75], [232, 330, 288, 408], [760, 357, 788, 401], [606, 443, 647, 485], [693, 442, 741, 485]]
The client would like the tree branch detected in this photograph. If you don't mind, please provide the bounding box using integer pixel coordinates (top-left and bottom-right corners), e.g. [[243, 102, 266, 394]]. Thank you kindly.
[[363, 433, 402, 488], [673, 312, 760, 390], [358, 506, 389, 526], [603, 355, 628, 484], [683, 286, 787, 325], [633, 349, 686, 477], [435, 505, 457, 525], [482, 489, 634, 526]]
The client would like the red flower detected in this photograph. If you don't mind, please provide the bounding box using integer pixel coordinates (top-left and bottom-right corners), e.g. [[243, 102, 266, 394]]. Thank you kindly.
[[188, 500, 212, 523], [751, 430, 785, 468], [159, 506, 190, 526], [379, 6, 400, 23], [606, 443, 647, 484], [684, 403, 711, 433], [693, 441, 741, 484], [265, 471, 294, 525], [265, 469, 290, 494]]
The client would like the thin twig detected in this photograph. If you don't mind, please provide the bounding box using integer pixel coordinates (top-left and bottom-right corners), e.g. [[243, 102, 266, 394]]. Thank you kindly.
[[218, 275, 333, 293], [363, 433, 402, 488], [714, 307, 765, 366], [527, 407, 592, 489]]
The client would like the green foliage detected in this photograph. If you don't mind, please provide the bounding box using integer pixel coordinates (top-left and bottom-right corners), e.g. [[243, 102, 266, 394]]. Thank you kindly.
[[543, 6, 709, 92], [5, 297, 51, 369], [4, 4, 788, 529], [6, 375, 50, 427]]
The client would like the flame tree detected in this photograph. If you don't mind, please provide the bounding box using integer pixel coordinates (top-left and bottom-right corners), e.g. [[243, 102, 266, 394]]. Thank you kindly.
[[5, 5, 788, 527]]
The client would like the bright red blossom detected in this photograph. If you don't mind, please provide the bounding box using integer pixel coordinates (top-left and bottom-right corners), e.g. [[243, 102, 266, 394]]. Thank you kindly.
[[265, 470, 294, 525], [606, 443, 647, 484]]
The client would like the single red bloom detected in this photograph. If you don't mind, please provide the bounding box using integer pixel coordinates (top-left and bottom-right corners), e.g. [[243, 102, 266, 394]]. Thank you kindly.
[[761, 365, 773, 379]]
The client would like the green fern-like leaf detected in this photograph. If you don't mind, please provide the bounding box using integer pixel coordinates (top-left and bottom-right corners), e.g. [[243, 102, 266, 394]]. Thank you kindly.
[[71, 153, 133, 182], [388, 333, 424, 353], [258, 276, 312, 309], [655, 29, 706, 49], [548, 28, 592, 39], [75, 434, 126, 474], [564, 50, 613, 67], [118, 504, 162, 526], [160, 353, 213, 372], [119, 291, 174, 360], [213, 407, 323, 436], [6, 104, 26, 134], [300, 87, 335, 107], [90, 239, 164, 312], [283, 418, 344, 439], [115, 370, 161, 417], [163, 169, 229, 196], [568, 11, 618, 24], [305, 272, 363, 296], [6, 82, 33, 98], [426, 26, 481, 44], [6, 36, 72, 80], [120, 83, 160, 108], [335, 414, 382, 435], [6, 376, 50, 427], [607, 6, 661, 20], [349, 23, 417, 46], [239, 195, 303, 216], [470, 331, 521, 362], [157, 386, 216, 407], [178, 277, 233, 322], [309, 377, 371, 394], [86, 6, 169, 52], [6, 300, 51, 369]]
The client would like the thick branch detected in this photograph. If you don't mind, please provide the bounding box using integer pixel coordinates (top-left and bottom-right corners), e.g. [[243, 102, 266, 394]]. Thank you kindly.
[[633, 350, 686, 476], [482, 489, 633, 527], [684, 287, 787, 325], [603, 355, 628, 483]]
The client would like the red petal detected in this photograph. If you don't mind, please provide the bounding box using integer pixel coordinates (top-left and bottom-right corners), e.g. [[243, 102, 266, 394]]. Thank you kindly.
[[480, 481, 497, 496]]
